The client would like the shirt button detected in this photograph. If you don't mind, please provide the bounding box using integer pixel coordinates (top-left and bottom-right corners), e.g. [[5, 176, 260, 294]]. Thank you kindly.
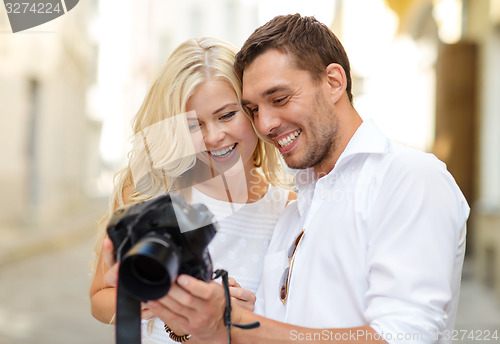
[[320, 192, 327, 200]]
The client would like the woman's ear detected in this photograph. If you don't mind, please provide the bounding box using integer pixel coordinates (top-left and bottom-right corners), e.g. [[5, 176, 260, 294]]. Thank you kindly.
[[324, 63, 347, 103]]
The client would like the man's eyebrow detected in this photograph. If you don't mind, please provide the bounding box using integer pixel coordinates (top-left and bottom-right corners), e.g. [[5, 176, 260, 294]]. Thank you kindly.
[[261, 86, 289, 98], [242, 85, 291, 106]]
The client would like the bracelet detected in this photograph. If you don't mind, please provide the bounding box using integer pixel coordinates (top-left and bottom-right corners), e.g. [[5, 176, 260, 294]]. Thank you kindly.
[[164, 323, 191, 342]]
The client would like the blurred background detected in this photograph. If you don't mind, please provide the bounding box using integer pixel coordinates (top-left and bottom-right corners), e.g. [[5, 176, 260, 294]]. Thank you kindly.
[[1, 0, 500, 343]]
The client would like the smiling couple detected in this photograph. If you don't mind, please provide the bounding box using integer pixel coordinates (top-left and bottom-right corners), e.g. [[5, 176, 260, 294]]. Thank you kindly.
[[91, 14, 469, 344]]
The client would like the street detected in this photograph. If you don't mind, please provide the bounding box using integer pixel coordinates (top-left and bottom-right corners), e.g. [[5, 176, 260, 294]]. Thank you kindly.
[[0, 234, 114, 344]]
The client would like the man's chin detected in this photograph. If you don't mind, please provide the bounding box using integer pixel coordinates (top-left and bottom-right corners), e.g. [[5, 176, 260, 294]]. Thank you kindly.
[[283, 151, 320, 171], [283, 157, 306, 170]]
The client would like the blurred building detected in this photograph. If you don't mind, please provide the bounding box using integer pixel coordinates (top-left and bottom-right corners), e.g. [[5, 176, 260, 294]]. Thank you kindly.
[[466, 0, 500, 301], [0, 1, 99, 225], [383, 0, 500, 300]]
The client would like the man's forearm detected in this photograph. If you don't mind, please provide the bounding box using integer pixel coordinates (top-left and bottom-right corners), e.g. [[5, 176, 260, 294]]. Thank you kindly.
[[227, 310, 386, 344]]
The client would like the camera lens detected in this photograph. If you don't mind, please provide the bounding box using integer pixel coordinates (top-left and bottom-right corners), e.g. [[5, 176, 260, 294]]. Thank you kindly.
[[120, 235, 181, 301], [130, 255, 168, 285]]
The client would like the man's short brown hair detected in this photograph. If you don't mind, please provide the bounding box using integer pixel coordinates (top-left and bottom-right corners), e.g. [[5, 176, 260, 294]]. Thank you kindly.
[[235, 14, 353, 103]]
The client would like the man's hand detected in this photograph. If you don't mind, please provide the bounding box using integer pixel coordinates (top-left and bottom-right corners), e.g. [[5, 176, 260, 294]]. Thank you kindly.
[[147, 275, 238, 344]]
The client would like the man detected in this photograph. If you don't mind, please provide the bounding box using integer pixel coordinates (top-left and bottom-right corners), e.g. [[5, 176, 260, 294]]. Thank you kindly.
[[107, 14, 469, 343]]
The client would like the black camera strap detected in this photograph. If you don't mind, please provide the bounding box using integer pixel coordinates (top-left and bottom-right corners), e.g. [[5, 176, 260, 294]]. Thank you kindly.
[[213, 269, 260, 344], [115, 278, 141, 344]]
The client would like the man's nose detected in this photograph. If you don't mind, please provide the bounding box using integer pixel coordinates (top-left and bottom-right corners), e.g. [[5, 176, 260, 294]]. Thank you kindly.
[[255, 107, 281, 137]]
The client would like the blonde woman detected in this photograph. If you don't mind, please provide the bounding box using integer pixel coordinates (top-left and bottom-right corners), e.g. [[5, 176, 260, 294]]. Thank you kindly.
[[89, 37, 296, 343]]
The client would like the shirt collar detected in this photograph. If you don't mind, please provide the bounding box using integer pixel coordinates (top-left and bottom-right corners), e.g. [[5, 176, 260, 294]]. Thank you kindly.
[[293, 119, 387, 190], [337, 119, 387, 163]]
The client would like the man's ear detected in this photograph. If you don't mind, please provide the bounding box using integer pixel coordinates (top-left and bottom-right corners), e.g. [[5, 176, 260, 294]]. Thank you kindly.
[[324, 63, 347, 103]]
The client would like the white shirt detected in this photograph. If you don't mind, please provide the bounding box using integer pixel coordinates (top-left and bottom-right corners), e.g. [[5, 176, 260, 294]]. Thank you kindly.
[[255, 120, 469, 344]]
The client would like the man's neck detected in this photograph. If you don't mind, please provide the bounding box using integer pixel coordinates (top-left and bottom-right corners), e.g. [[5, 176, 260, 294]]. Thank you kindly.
[[313, 106, 363, 177]]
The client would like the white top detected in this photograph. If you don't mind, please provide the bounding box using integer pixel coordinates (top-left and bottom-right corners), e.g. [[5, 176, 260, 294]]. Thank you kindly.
[[142, 184, 290, 344], [255, 120, 469, 344]]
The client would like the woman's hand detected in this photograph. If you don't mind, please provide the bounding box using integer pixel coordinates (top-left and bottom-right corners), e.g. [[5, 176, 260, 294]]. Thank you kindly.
[[141, 304, 155, 320], [228, 277, 257, 311], [102, 237, 119, 286]]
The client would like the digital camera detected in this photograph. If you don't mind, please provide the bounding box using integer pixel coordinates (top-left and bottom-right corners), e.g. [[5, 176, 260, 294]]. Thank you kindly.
[[106, 193, 217, 301]]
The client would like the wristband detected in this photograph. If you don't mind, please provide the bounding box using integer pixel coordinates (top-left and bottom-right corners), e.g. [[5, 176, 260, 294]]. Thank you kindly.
[[164, 323, 191, 342]]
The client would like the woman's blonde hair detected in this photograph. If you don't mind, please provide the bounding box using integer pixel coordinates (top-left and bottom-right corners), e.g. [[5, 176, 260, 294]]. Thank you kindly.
[[93, 37, 290, 259]]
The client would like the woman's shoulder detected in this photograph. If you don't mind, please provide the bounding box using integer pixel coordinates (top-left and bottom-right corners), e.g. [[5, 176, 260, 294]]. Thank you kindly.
[[262, 184, 297, 210], [286, 190, 298, 205]]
